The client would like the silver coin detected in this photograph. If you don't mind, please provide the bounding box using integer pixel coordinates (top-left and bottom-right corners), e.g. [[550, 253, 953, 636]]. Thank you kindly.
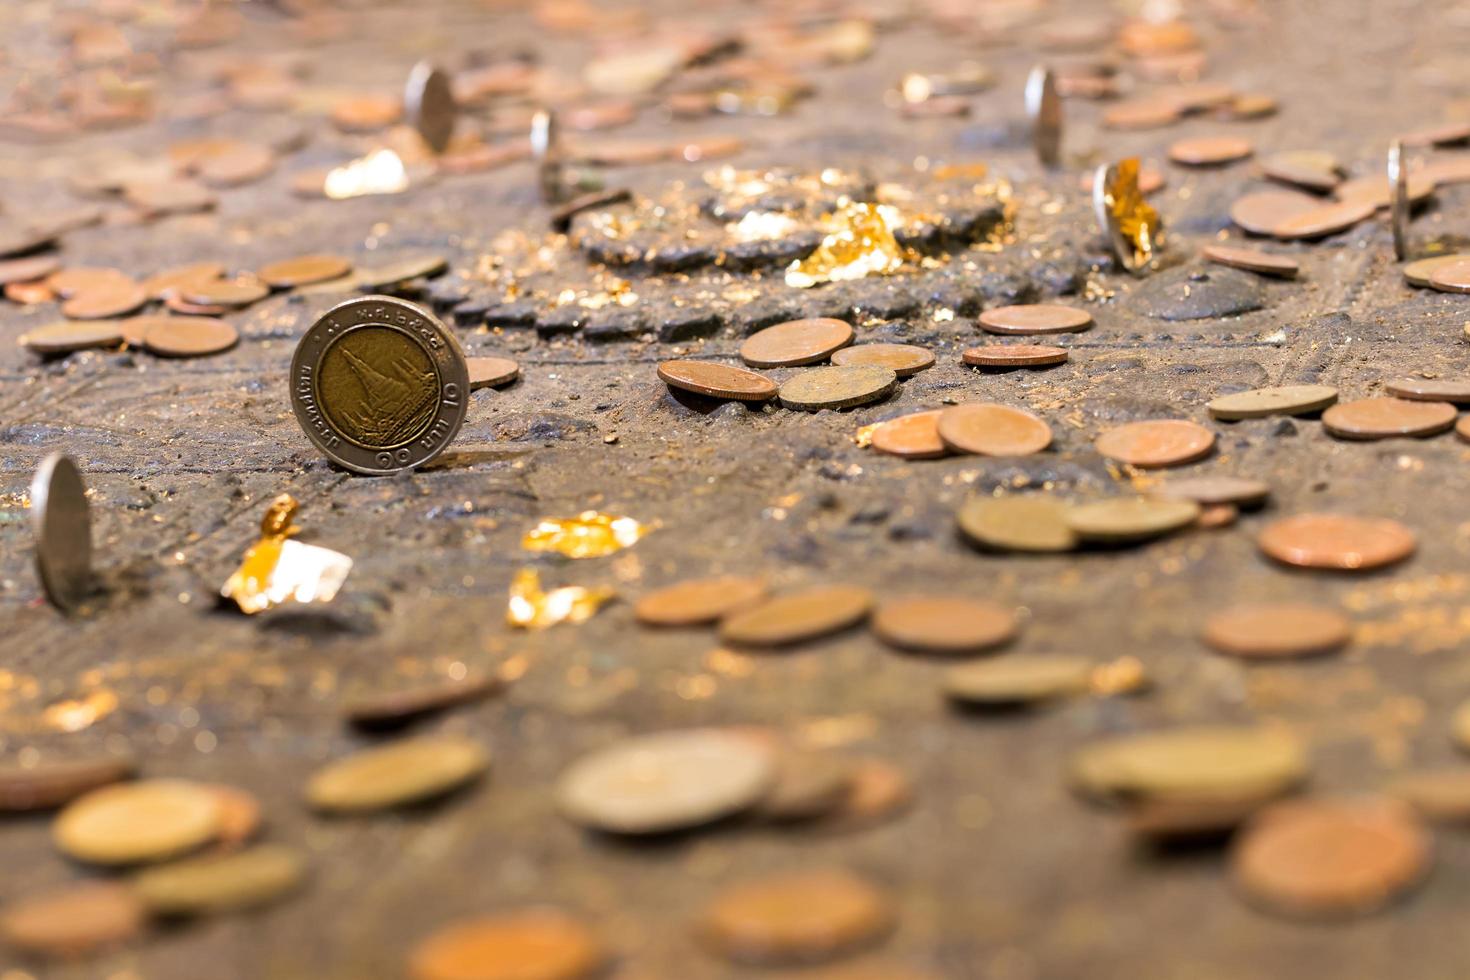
[[30, 453, 93, 612], [1092, 162, 1159, 275], [1389, 139, 1410, 261], [530, 107, 564, 204], [404, 61, 457, 155], [289, 296, 469, 476], [1024, 65, 1061, 168]]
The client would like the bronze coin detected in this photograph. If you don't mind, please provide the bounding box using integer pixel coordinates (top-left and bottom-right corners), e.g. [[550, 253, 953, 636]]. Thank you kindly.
[[1070, 726, 1307, 803], [870, 410, 948, 460], [720, 585, 874, 647], [181, 276, 269, 307], [331, 94, 402, 132], [0, 755, 135, 811], [977, 304, 1091, 335], [1336, 173, 1435, 210], [1201, 244, 1299, 278], [141, 261, 226, 299], [1196, 503, 1239, 529], [0, 253, 60, 285], [1201, 603, 1352, 659], [1322, 398, 1457, 440], [1102, 99, 1181, 130], [1066, 497, 1201, 543], [0, 881, 145, 957], [819, 759, 912, 831], [871, 595, 1018, 654], [343, 672, 502, 729], [47, 266, 133, 299], [55, 779, 224, 865], [61, 281, 148, 320], [1389, 378, 1470, 402], [936, 403, 1052, 456], [5, 279, 55, 304], [754, 751, 855, 822], [1207, 384, 1338, 420], [1259, 150, 1342, 192], [1126, 791, 1278, 842], [943, 655, 1094, 708], [195, 143, 276, 188], [409, 908, 605, 980], [1272, 199, 1376, 239], [956, 495, 1077, 553], [1231, 797, 1430, 918], [21, 320, 126, 354], [1158, 475, 1270, 508], [307, 736, 489, 813], [1168, 135, 1253, 166], [1386, 770, 1470, 824], [829, 343, 935, 377], [962, 344, 1068, 368], [257, 254, 352, 288], [142, 317, 239, 358], [1094, 419, 1215, 468], [634, 576, 768, 626], [356, 255, 450, 289], [657, 360, 777, 401], [778, 366, 898, 412], [208, 784, 262, 849], [164, 292, 230, 316], [1427, 257, 1470, 293], [134, 843, 304, 916], [740, 318, 854, 368], [123, 178, 218, 216], [467, 356, 520, 390], [1230, 189, 1322, 236], [1460, 416, 1470, 443], [1257, 513, 1416, 571], [1400, 121, 1470, 147], [1404, 254, 1470, 287], [697, 869, 895, 967]]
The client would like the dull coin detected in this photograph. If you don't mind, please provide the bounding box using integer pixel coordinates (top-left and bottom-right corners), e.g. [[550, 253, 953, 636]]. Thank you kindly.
[[0, 882, 144, 958], [1337, 173, 1435, 210], [1428, 257, 1470, 293], [47, 266, 133, 298], [871, 595, 1018, 654], [1257, 513, 1416, 571], [409, 908, 605, 980], [55, 779, 223, 865], [1202, 603, 1352, 659], [1386, 377, 1470, 402], [962, 344, 1068, 368], [943, 655, 1093, 708], [1126, 791, 1280, 842], [1273, 199, 1376, 239], [1403, 254, 1470, 287], [937, 403, 1052, 456], [356, 255, 450, 288], [0, 254, 60, 285], [1168, 135, 1253, 166], [697, 869, 894, 967], [343, 672, 502, 729], [957, 495, 1077, 553], [0, 755, 134, 812], [817, 759, 912, 832], [142, 316, 239, 358], [977, 303, 1091, 335], [779, 366, 898, 412], [1071, 726, 1307, 802], [258, 254, 352, 289], [1158, 475, 1270, 507], [721, 585, 873, 647], [1066, 497, 1201, 543], [870, 410, 948, 460], [134, 844, 305, 917], [755, 751, 855, 822], [1460, 416, 1470, 442], [307, 736, 488, 813], [467, 356, 520, 390], [31, 453, 93, 612], [1387, 770, 1470, 824], [1322, 397, 1457, 439], [1094, 419, 1214, 467], [634, 576, 768, 626], [1208, 384, 1338, 420], [141, 261, 225, 299], [829, 343, 934, 377], [740, 318, 854, 367], [657, 360, 776, 401], [404, 61, 457, 154], [1201, 245, 1299, 278], [1260, 150, 1342, 192], [181, 276, 269, 307], [21, 319, 124, 355]]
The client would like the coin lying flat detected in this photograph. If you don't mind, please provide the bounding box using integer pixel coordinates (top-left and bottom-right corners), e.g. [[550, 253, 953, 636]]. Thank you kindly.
[[142, 316, 239, 358], [815, 759, 912, 832], [1257, 513, 1416, 571], [290, 296, 470, 475], [740, 318, 853, 368], [937, 403, 1053, 456], [343, 672, 502, 729], [181, 276, 269, 308], [870, 410, 947, 459], [306, 736, 488, 813], [871, 596, 1018, 654], [556, 729, 775, 835], [779, 366, 897, 411], [1403, 254, 1470, 288], [1322, 397, 1457, 439], [1208, 384, 1338, 420], [1386, 770, 1470, 824], [61, 281, 147, 320], [962, 344, 1068, 368], [47, 266, 133, 298], [1337, 173, 1434, 210], [1094, 419, 1214, 467], [134, 844, 306, 916], [754, 752, 855, 822], [409, 909, 605, 980], [1168, 135, 1253, 166], [20, 320, 125, 354], [829, 343, 934, 377], [1230, 189, 1322, 236], [356, 255, 450, 289], [1385, 378, 1470, 402], [957, 495, 1077, 553], [1461, 416, 1470, 443], [697, 870, 895, 967], [1125, 791, 1281, 842], [658, 360, 776, 401], [141, 261, 226, 299], [30, 453, 93, 612], [1273, 199, 1376, 239], [943, 655, 1093, 707], [720, 585, 874, 646], [634, 576, 768, 626], [0, 253, 60, 285], [1158, 475, 1270, 508], [55, 779, 223, 865], [977, 304, 1092, 335], [1259, 150, 1342, 192], [1066, 497, 1201, 543], [1071, 726, 1308, 802], [404, 61, 457, 154], [258, 254, 352, 288], [0, 882, 145, 958], [1202, 603, 1352, 659], [1201, 245, 1299, 278], [0, 754, 134, 812]]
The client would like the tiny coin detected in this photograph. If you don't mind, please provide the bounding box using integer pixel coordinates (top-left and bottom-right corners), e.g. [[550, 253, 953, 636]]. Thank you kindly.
[[258, 254, 353, 289], [0, 253, 60, 285], [556, 729, 775, 834], [936, 403, 1052, 456], [1201, 603, 1352, 659], [657, 360, 776, 401], [1259, 150, 1342, 192], [696, 869, 895, 967], [871, 595, 1018, 654], [306, 736, 488, 813], [720, 585, 874, 647], [1272, 199, 1376, 239], [1257, 513, 1416, 571], [1094, 419, 1215, 467], [30, 453, 93, 612], [1427, 257, 1470, 293], [21, 319, 125, 355], [343, 672, 502, 729], [977, 304, 1091, 335], [1386, 770, 1470, 824], [740, 318, 854, 367], [54, 779, 223, 865], [1402, 253, 1470, 287], [404, 61, 457, 154], [142, 316, 239, 358], [1208, 384, 1338, 420], [467, 356, 520, 390], [870, 410, 948, 460], [754, 752, 854, 822], [1070, 726, 1307, 802], [134, 844, 306, 916], [0, 882, 145, 958], [957, 495, 1077, 553], [778, 365, 898, 411], [409, 909, 605, 980], [1201, 245, 1299, 278], [829, 343, 935, 377], [0, 754, 134, 812], [290, 295, 470, 475], [1158, 475, 1270, 508], [1385, 377, 1470, 402], [1388, 139, 1410, 261], [962, 344, 1068, 368], [943, 655, 1093, 707], [1066, 497, 1201, 543], [1024, 64, 1061, 166], [1168, 135, 1253, 166], [141, 261, 225, 299], [61, 281, 147, 320], [182, 276, 269, 307], [1322, 397, 1457, 439], [1230, 189, 1322, 236], [634, 576, 768, 627]]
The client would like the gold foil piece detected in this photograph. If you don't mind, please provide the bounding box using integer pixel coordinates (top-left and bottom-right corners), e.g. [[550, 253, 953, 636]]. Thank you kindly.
[[786, 199, 907, 288], [506, 568, 614, 629], [1106, 158, 1160, 270], [853, 422, 881, 448], [324, 148, 410, 199], [221, 495, 353, 614], [521, 510, 650, 559]]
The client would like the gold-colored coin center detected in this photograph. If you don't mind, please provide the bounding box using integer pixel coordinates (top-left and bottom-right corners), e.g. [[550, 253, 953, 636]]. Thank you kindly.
[[316, 326, 439, 450]]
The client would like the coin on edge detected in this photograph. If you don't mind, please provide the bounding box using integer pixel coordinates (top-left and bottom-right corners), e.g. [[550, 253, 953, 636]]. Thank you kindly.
[[634, 576, 769, 626], [657, 360, 776, 401], [55, 779, 224, 865], [1389, 139, 1410, 261], [957, 495, 1077, 553], [696, 869, 895, 967], [0, 882, 145, 958], [1024, 64, 1062, 167], [720, 585, 874, 647], [1201, 603, 1352, 659], [778, 366, 898, 412], [409, 909, 605, 980], [1207, 384, 1338, 420], [871, 595, 1018, 654], [306, 736, 488, 813], [1322, 397, 1457, 439], [30, 452, 93, 612], [937, 403, 1053, 456], [404, 61, 458, 154], [1257, 513, 1416, 571], [134, 844, 306, 916], [1094, 419, 1215, 467]]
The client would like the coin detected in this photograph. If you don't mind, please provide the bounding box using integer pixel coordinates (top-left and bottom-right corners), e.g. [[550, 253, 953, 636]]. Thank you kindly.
[[696, 869, 895, 966], [1024, 64, 1061, 166], [1168, 135, 1253, 166], [1388, 139, 1410, 261], [306, 736, 488, 813], [635, 576, 768, 626], [1066, 497, 1201, 543], [1427, 258, 1470, 293], [290, 296, 470, 475], [1385, 377, 1470, 402], [182, 276, 269, 307], [1337, 172, 1435, 210], [1322, 397, 1457, 439], [0, 882, 144, 957], [20, 319, 125, 354], [943, 655, 1093, 707], [124, 178, 217, 216], [871, 595, 1018, 654], [5, 279, 54, 304], [467, 356, 521, 390], [556, 729, 775, 834], [721, 585, 874, 647], [134, 844, 305, 917], [956, 495, 1077, 553], [1196, 503, 1238, 529], [818, 758, 912, 832], [779, 366, 898, 411], [142, 316, 239, 358], [936, 403, 1053, 456], [1461, 416, 1470, 442], [1230, 189, 1321, 235], [30, 453, 93, 612], [754, 752, 854, 822], [870, 410, 948, 460], [657, 360, 777, 401], [1207, 384, 1338, 420], [977, 304, 1091, 335], [331, 93, 402, 131], [1231, 797, 1429, 918], [47, 266, 131, 298], [1387, 770, 1470, 824], [1157, 475, 1270, 507], [1094, 419, 1214, 467], [343, 672, 502, 729], [55, 779, 223, 865], [1257, 513, 1416, 571], [258, 254, 352, 288], [356, 255, 450, 289], [1400, 121, 1470, 146], [1272, 199, 1376, 239], [829, 343, 935, 377], [740, 318, 854, 367], [61, 281, 147, 320], [1201, 244, 1299, 278], [141, 261, 225, 299], [409, 909, 605, 980], [1125, 791, 1279, 842], [1103, 99, 1181, 130], [1201, 603, 1352, 659], [405, 61, 457, 154], [962, 344, 1068, 368], [1259, 150, 1342, 192], [531, 107, 564, 205], [0, 755, 134, 812], [1070, 726, 1307, 802], [0, 253, 60, 285]]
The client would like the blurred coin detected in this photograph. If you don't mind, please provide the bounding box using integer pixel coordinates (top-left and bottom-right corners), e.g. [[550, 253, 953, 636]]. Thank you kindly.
[[142, 261, 225, 299], [1103, 99, 1180, 130], [531, 107, 564, 204], [258, 254, 352, 288], [741, 318, 854, 367], [937, 403, 1052, 456], [870, 410, 948, 459], [943, 655, 1093, 708], [123, 178, 217, 216], [1427, 257, 1470, 293], [1386, 770, 1470, 823], [1207, 384, 1337, 420], [331, 94, 402, 131], [549, 187, 632, 233], [409, 908, 605, 980], [830, 343, 934, 377], [0, 754, 133, 812], [1322, 397, 1456, 439], [697, 869, 894, 967], [977, 304, 1091, 335], [1388, 140, 1410, 260], [780, 366, 898, 411], [1066, 497, 1201, 543], [957, 495, 1077, 553], [657, 360, 776, 401], [720, 585, 873, 647], [1399, 121, 1470, 147], [1336, 172, 1434, 210], [1404, 254, 1465, 286], [208, 784, 262, 849], [817, 758, 911, 832], [142, 316, 239, 358], [1201, 244, 1299, 278], [962, 344, 1068, 368], [405, 62, 457, 154], [1385, 377, 1470, 402], [1201, 603, 1351, 659], [1259, 150, 1341, 192], [47, 266, 132, 298], [306, 736, 488, 813], [134, 844, 305, 917], [1125, 790, 1280, 841], [55, 779, 223, 865], [1024, 65, 1061, 166], [871, 595, 1018, 654], [754, 751, 854, 822], [1230, 189, 1321, 235], [62, 281, 147, 320], [21, 320, 124, 354], [5, 279, 54, 304], [1168, 135, 1252, 166], [356, 255, 449, 289], [30, 453, 93, 612], [0, 881, 144, 958], [1158, 475, 1270, 507], [0, 223, 57, 257], [1461, 416, 1470, 442], [1196, 503, 1238, 529], [195, 143, 275, 187], [1272, 199, 1376, 239], [468, 356, 521, 390], [0, 254, 60, 285], [343, 672, 502, 729], [1257, 513, 1416, 571], [1094, 419, 1214, 467], [182, 276, 268, 307], [634, 576, 768, 627], [1071, 726, 1307, 802]]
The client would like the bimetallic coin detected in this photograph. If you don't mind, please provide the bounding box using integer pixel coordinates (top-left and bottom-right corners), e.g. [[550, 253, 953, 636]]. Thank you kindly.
[[404, 61, 457, 154], [290, 296, 470, 475], [1388, 140, 1410, 261], [30, 453, 93, 612], [1024, 65, 1061, 167]]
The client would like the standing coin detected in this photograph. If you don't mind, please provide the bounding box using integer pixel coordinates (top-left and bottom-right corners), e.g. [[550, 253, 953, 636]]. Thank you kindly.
[[1386, 377, 1470, 402], [30, 453, 93, 612], [871, 595, 1018, 654], [956, 495, 1077, 553], [467, 356, 520, 390], [1201, 603, 1352, 659], [697, 869, 895, 967], [829, 343, 934, 377], [306, 736, 488, 813], [741, 318, 854, 367], [962, 344, 1068, 368], [779, 366, 898, 411], [936, 403, 1052, 456], [410, 909, 605, 980], [1257, 513, 1416, 571], [1094, 419, 1214, 467], [657, 360, 776, 401], [1024, 65, 1061, 167], [1322, 398, 1457, 439], [634, 576, 768, 626], [1208, 384, 1338, 420], [404, 61, 457, 154], [720, 585, 873, 647], [290, 296, 470, 475], [54, 779, 223, 865], [1389, 139, 1410, 261], [531, 107, 564, 205], [870, 410, 948, 459], [977, 304, 1091, 335]]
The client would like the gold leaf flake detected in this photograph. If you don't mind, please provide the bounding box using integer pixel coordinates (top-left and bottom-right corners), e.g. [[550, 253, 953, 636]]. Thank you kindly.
[[1106, 158, 1161, 270], [522, 510, 650, 558], [221, 495, 353, 614], [506, 568, 614, 629], [41, 689, 118, 733], [853, 422, 881, 448], [786, 199, 907, 288]]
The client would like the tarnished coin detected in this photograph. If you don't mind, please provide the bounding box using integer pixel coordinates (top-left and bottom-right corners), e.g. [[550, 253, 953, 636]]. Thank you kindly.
[[405, 61, 457, 154], [55, 779, 223, 865], [957, 495, 1077, 553], [830, 343, 935, 377], [556, 729, 775, 834], [1024, 64, 1061, 167], [697, 869, 895, 967], [779, 366, 898, 411], [721, 585, 874, 647], [1386, 377, 1470, 402], [1260, 150, 1342, 192], [1273, 199, 1376, 239], [1428, 258, 1470, 293], [142, 316, 239, 358], [870, 410, 948, 459], [1322, 397, 1457, 439], [467, 356, 520, 390], [755, 752, 855, 822], [740, 318, 854, 367], [1258, 513, 1416, 571], [30, 453, 93, 612], [20, 319, 124, 354], [1071, 726, 1307, 802], [1402, 253, 1470, 287], [0, 754, 134, 812], [0, 882, 145, 958], [962, 344, 1068, 368], [1201, 244, 1299, 278], [1386, 770, 1470, 824], [937, 403, 1052, 456], [306, 736, 488, 813], [61, 281, 147, 320], [1158, 476, 1270, 508], [409, 909, 605, 980], [635, 576, 768, 626], [343, 672, 502, 729], [943, 655, 1093, 707], [977, 304, 1091, 335], [1094, 419, 1214, 467], [1168, 135, 1253, 166], [1202, 603, 1352, 659], [290, 296, 470, 475], [134, 844, 305, 916], [182, 276, 269, 307], [141, 261, 225, 299], [1066, 497, 1201, 543], [258, 254, 352, 289], [1231, 797, 1429, 918], [0, 253, 60, 285], [1208, 384, 1338, 420], [1230, 189, 1322, 236], [871, 595, 1018, 654], [657, 360, 776, 401]]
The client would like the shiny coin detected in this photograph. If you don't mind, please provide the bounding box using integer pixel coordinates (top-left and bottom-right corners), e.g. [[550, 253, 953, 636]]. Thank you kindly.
[[1094, 419, 1214, 467], [142, 316, 239, 358], [870, 410, 948, 460], [778, 366, 898, 411], [0, 754, 134, 812], [1201, 603, 1352, 659], [1322, 397, 1457, 439], [1385, 377, 1470, 402], [55, 779, 223, 865], [258, 254, 352, 289], [1388, 139, 1410, 261], [0, 253, 60, 285], [697, 869, 894, 967], [1402, 253, 1470, 287], [467, 356, 520, 390], [962, 344, 1068, 368], [977, 303, 1091, 335], [405, 61, 457, 154], [290, 295, 470, 475], [721, 585, 874, 647], [30, 453, 93, 612], [1207, 384, 1338, 420], [1231, 797, 1429, 918], [936, 403, 1052, 456], [1386, 770, 1470, 824], [1158, 475, 1270, 508], [1024, 64, 1061, 167], [0, 882, 144, 958], [1230, 189, 1321, 236], [356, 255, 450, 289], [1066, 497, 1201, 543], [182, 276, 269, 307], [61, 281, 147, 320], [1427, 257, 1470, 293], [740, 318, 854, 367], [829, 343, 934, 377], [1259, 150, 1342, 192], [1272, 199, 1376, 239], [20, 319, 124, 354], [343, 672, 502, 729], [754, 752, 854, 822], [657, 360, 776, 401], [142, 261, 225, 299], [871, 595, 1018, 654], [306, 736, 488, 813], [1257, 513, 1416, 571], [1201, 244, 1299, 278], [409, 909, 605, 980], [957, 495, 1077, 553], [943, 655, 1093, 707], [557, 729, 774, 834], [134, 844, 305, 917], [1071, 726, 1307, 802], [1168, 135, 1253, 166], [635, 576, 768, 626]]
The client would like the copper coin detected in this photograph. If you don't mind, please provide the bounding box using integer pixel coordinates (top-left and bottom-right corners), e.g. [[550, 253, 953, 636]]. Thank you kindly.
[[1460, 416, 1470, 443], [343, 672, 502, 729], [1201, 244, 1299, 278], [1208, 384, 1338, 420], [1257, 514, 1416, 571], [1400, 121, 1470, 147], [957, 495, 1077, 553], [1196, 503, 1239, 529], [936, 403, 1052, 456], [657, 360, 777, 401], [755, 752, 854, 822], [678, 136, 745, 163], [1201, 603, 1352, 659], [1427, 257, 1470, 293], [21, 320, 125, 354], [943, 655, 1094, 707], [306, 736, 489, 813], [54, 779, 224, 865], [0, 755, 135, 812], [1259, 150, 1342, 192], [123, 178, 217, 216], [195, 143, 276, 187], [870, 595, 1018, 654], [1094, 419, 1214, 468], [1322, 398, 1457, 440], [962, 344, 1068, 368], [208, 784, 262, 848], [257, 254, 352, 288], [141, 261, 226, 299], [1126, 792, 1278, 842], [1070, 726, 1307, 802], [977, 304, 1091, 335], [1403, 254, 1470, 287], [331, 94, 402, 131], [819, 759, 912, 831], [1103, 99, 1181, 130], [164, 292, 230, 316], [1158, 475, 1270, 508], [720, 585, 874, 647], [409, 908, 605, 980], [134, 843, 305, 916], [1387, 770, 1470, 824], [1065, 497, 1201, 543], [61, 282, 147, 320], [1230, 189, 1322, 236], [778, 366, 898, 412], [142, 317, 239, 357], [0, 253, 60, 285], [468, 356, 521, 390], [1387, 378, 1470, 403], [47, 266, 133, 299], [740, 318, 854, 368], [634, 576, 768, 626], [1336, 173, 1435, 210], [870, 410, 948, 460], [697, 869, 895, 967], [0, 881, 145, 957], [5, 279, 55, 304], [356, 255, 450, 288], [1272, 199, 1376, 240], [829, 343, 935, 377], [1168, 135, 1253, 166], [181, 276, 269, 307], [1231, 797, 1430, 918]]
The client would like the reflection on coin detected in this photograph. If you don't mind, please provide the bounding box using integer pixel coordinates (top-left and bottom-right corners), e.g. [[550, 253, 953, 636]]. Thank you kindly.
[[937, 403, 1052, 456], [21, 320, 124, 355], [409, 908, 605, 980], [134, 844, 305, 916], [943, 655, 1093, 707], [1094, 419, 1214, 467], [0, 754, 134, 811], [779, 366, 898, 411], [1158, 475, 1270, 508], [556, 729, 774, 834], [467, 356, 520, 390], [1066, 497, 1201, 543], [720, 585, 874, 647], [0, 881, 145, 958], [634, 576, 768, 626], [1202, 603, 1351, 659], [306, 736, 488, 813], [741, 318, 854, 368], [829, 343, 934, 377], [977, 304, 1091, 335], [1385, 377, 1470, 402], [343, 672, 502, 729], [697, 869, 895, 966], [1258, 513, 1416, 571], [957, 495, 1077, 553], [290, 296, 470, 475], [1322, 397, 1457, 439], [142, 316, 239, 358], [258, 254, 352, 288], [31, 453, 93, 613], [871, 595, 1018, 654], [1024, 64, 1061, 166], [870, 410, 948, 459], [1207, 384, 1338, 420], [1071, 726, 1307, 802], [962, 344, 1068, 368], [55, 779, 223, 865], [1402, 254, 1470, 288], [1387, 770, 1470, 824], [1201, 245, 1299, 278], [657, 360, 776, 401], [405, 61, 457, 154]]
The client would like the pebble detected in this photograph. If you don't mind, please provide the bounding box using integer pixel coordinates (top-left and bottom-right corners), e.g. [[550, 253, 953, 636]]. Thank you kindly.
[[1201, 603, 1352, 659], [1065, 497, 1201, 543], [659, 360, 777, 401], [721, 585, 874, 646], [1322, 397, 1457, 439], [870, 595, 1019, 654], [634, 576, 769, 626], [134, 844, 306, 916], [870, 410, 949, 459], [696, 869, 895, 966], [1130, 266, 1264, 320], [1257, 513, 1416, 571], [1094, 419, 1215, 468], [936, 403, 1053, 456], [740, 318, 853, 368], [306, 736, 489, 813], [409, 908, 605, 980], [779, 366, 898, 411], [1207, 384, 1338, 420], [55, 779, 224, 865], [829, 343, 935, 377]]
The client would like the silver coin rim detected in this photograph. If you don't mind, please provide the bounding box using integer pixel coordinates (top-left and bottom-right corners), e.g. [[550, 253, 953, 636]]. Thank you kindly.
[[30, 452, 92, 611]]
